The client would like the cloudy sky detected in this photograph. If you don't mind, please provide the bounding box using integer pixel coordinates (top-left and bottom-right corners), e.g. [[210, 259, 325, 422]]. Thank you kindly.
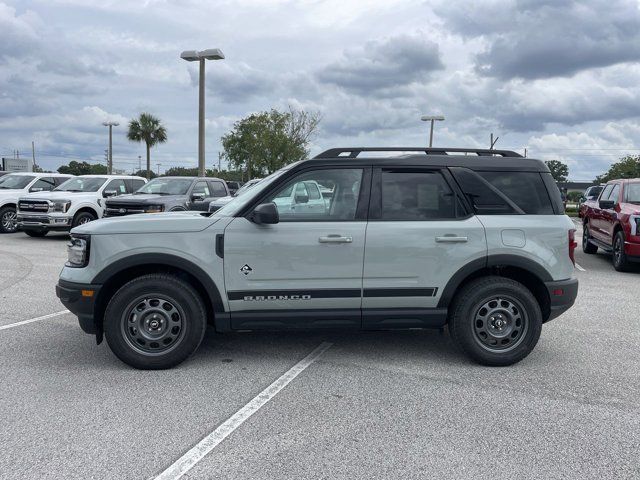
[[1, 0, 640, 180]]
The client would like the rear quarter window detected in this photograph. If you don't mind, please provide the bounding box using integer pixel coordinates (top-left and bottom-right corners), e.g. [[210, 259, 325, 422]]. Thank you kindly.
[[478, 171, 555, 214]]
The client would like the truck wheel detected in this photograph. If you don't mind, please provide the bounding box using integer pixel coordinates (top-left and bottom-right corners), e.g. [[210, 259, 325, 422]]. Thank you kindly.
[[24, 230, 48, 237], [72, 211, 96, 227], [612, 231, 631, 272], [0, 206, 18, 233], [104, 274, 207, 369], [582, 224, 598, 254], [449, 276, 542, 366]]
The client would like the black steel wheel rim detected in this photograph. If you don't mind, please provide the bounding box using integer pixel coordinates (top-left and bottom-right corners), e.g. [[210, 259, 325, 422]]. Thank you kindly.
[[121, 295, 186, 356], [472, 295, 529, 352], [583, 226, 588, 245], [1, 210, 17, 232]]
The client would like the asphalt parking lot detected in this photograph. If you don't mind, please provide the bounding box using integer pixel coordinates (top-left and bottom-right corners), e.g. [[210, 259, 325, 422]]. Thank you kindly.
[[0, 223, 639, 480]]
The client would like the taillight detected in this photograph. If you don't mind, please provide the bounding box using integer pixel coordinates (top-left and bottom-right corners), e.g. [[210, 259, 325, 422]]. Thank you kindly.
[[568, 229, 577, 265]]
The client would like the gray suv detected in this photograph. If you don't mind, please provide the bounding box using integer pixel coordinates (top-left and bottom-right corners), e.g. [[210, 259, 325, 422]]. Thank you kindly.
[[56, 147, 578, 369]]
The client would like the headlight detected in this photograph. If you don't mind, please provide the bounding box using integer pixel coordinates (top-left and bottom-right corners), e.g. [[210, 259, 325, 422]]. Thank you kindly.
[[51, 200, 71, 213], [144, 205, 164, 213], [66, 235, 90, 268]]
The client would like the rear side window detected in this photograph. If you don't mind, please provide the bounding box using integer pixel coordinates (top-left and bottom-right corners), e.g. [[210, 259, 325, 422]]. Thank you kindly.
[[450, 168, 516, 215], [478, 171, 554, 214], [380, 170, 455, 220]]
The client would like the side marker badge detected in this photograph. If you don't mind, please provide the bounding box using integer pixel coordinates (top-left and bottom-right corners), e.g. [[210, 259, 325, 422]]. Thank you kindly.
[[240, 264, 253, 276]]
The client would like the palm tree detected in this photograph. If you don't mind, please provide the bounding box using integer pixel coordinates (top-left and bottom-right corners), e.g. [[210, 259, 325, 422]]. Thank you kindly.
[[127, 113, 167, 179]]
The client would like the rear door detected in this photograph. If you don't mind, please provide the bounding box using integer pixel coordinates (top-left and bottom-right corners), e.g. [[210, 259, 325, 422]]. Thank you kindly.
[[223, 167, 369, 329], [362, 167, 486, 328]]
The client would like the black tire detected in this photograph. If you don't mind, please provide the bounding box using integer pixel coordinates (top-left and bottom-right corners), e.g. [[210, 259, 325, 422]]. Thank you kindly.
[[24, 229, 48, 237], [612, 230, 631, 272], [104, 274, 207, 369], [72, 211, 97, 227], [449, 276, 542, 366], [582, 224, 598, 254], [0, 206, 18, 233]]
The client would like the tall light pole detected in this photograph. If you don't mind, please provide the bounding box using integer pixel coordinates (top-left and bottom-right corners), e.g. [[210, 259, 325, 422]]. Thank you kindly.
[[102, 121, 119, 174], [420, 115, 445, 148], [180, 48, 225, 177]]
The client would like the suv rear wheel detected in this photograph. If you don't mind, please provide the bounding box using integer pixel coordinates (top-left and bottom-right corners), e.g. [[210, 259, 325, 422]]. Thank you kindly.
[[104, 274, 207, 369], [449, 276, 542, 366], [582, 224, 598, 254]]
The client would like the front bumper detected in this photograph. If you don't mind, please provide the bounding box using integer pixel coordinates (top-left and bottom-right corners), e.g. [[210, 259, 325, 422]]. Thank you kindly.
[[545, 277, 578, 322], [56, 279, 101, 334], [18, 213, 72, 231]]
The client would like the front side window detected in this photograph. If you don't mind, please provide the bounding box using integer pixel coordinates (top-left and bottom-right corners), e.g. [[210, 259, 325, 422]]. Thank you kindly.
[[30, 177, 56, 192], [608, 184, 621, 202], [381, 170, 455, 220], [264, 168, 363, 221], [600, 184, 614, 201], [105, 179, 127, 196], [0, 175, 35, 189], [135, 178, 192, 195], [55, 177, 107, 192], [192, 181, 211, 197]]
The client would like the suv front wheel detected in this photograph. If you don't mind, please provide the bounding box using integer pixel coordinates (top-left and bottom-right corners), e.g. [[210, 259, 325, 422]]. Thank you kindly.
[[104, 274, 207, 369], [449, 276, 542, 366]]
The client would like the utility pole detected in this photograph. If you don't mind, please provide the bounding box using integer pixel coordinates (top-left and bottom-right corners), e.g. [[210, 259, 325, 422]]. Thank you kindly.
[[157, 163, 161, 176], [218, 152, 222, 172], [490, 133, 499, 150], [102, 121, 119, 174], [524, 148, 528, 158], [31, 141, 36, 171], [138, 155, 142, 172]]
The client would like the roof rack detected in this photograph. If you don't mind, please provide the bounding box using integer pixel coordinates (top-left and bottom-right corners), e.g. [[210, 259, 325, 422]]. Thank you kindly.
[[314, 147, 523, 158]]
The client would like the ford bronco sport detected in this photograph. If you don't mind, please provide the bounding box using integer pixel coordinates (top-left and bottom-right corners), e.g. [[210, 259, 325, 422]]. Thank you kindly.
[[56, 147, 578, 369]]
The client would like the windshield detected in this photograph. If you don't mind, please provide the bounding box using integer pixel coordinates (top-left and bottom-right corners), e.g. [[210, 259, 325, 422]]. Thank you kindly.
[[55, 177, 107, 192], [214, 169, 292, 217], [135, 178, 192, 195], [0, 175, 35, 189], [626, 183, 640, 203]]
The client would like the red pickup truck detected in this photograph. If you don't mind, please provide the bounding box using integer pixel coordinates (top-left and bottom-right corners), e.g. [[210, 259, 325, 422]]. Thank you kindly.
[[582, 178, 640, 271]]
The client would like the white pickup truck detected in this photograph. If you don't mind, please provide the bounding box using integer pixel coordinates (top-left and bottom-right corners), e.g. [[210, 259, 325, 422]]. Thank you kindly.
[[17, 174, 146, 237], [0, 172, 74, 233]]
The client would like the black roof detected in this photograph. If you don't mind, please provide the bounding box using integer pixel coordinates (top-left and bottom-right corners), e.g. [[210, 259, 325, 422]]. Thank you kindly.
[[304, 147, 550, 172], [155, 176, 226, 181]]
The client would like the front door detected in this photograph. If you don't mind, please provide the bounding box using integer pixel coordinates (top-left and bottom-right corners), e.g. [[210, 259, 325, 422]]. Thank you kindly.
[[362, 168, 487, 328], [223, 167, 369, 329]]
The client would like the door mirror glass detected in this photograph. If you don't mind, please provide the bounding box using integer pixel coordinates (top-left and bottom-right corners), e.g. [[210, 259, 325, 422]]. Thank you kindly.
[[599, 199, 615, 209], [192, 193, 205, 201], [251, 202, 279, 224], [103, 189, 118, 198]]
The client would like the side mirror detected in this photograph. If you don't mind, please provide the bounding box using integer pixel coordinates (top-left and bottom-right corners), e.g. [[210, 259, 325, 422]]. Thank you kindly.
[[294, 193, 309, 204], [103, 189, 117, 198], [192, 193, 205, 201], [599, 199, 615, 209], [250, 202, 279, 224]]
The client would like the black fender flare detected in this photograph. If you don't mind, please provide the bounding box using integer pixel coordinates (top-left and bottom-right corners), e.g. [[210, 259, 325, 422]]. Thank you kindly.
[[437, 254, 552, 308]]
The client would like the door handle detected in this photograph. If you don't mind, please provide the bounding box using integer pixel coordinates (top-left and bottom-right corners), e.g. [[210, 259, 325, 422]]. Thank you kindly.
[[435, 235, 468, 243], [319, 235, 353, 244]]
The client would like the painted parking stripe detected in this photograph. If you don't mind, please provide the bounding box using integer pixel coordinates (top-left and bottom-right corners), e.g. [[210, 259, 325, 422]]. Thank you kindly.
[[575, 263, 586, 272], [0, 310, 70, 331], [154, 341, 333, 480]]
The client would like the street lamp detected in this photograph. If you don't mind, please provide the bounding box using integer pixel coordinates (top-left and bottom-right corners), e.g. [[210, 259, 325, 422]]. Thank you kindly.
[[420, 115, 445, 148], [181, 48, 225, 177], [102, 121, 119, 174]]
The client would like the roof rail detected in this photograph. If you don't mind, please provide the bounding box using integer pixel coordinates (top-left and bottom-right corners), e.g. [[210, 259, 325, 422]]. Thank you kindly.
[[313, 147, 523, 158]]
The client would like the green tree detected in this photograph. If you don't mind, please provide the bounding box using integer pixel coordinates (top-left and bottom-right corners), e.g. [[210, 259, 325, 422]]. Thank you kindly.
[[164, 167, 199, 177], [57, 161, 107, 175], [594, 155, 640, 183], [133, 169, 157, 179], [545, 160, 569, 182], [221, 107, 320, 179], [127, 112, 167, 180]]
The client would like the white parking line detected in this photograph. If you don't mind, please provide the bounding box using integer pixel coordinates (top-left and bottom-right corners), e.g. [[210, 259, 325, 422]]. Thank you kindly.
[[0, 310, 70, 331], [154, 341, 333, 480], [575, 263, 586, 272]]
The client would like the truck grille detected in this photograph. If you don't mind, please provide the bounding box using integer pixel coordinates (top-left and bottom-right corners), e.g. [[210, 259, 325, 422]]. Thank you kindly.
[[104, 202, 146, 217], [18, 200, 49, 212]]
